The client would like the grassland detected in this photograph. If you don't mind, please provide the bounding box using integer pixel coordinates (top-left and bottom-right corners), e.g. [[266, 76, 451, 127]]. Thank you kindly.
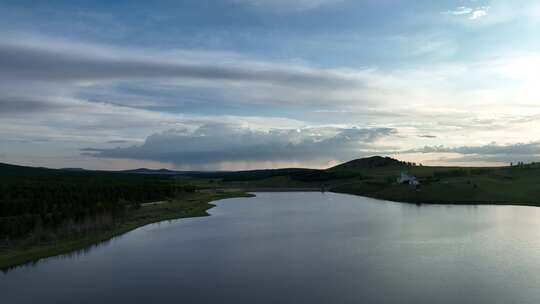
[[328, 163, 540, 206], [207, 157, 540, 206], [0, 191, 252, 271]]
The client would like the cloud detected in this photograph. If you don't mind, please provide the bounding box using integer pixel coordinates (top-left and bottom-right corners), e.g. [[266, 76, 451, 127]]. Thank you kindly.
[[396, 141, 540, 165], [0, 91, 306, 145], [0, 97, 66, 114], [407, 141, 540, 156], [0, 40, 358, 90], [85, 124, 396, 166], [447, 6, 473, 15], [470, 9, 488, 20], [230, 0, 345, 11], [443, 6, 489, 20], [4, 34, 540, 115], [0, 35, 383, 111], [3, 34, 540, 168]]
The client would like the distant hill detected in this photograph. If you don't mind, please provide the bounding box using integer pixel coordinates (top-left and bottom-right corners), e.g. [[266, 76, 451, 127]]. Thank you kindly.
[[0, 162, 182, 179], [61, 168, 87, 172], [329, 156, 406, 171], [1, 156, 408, 179], [0, 162, 56, 177], [0, 162, 219, 178], [121, 168, 183, 175]]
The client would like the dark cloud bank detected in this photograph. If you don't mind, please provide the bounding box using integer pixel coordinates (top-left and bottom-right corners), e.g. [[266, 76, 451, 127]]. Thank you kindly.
[[84, 124, 396, 165]]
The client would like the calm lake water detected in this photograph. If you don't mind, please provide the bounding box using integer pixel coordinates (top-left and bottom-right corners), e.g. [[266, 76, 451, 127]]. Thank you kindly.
[[3, 192, 540, 303]]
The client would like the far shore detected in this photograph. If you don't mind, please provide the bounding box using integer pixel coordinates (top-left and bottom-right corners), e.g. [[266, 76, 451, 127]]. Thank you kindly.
[[200, 187, 322, 193]]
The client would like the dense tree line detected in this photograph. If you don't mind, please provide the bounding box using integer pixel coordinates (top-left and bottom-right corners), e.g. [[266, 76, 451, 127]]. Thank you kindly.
[[289, 170, 362, 182], [0, 164, 192, 241]]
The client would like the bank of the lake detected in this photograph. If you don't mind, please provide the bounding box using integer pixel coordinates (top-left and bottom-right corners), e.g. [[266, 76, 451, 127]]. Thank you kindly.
[[330, 181, 540, 207], [0, 192, 253, 270]]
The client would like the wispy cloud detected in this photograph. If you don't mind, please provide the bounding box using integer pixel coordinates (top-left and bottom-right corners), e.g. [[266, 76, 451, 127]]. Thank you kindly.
[[447, 6, 474, 16], [230, 0, 345, 11], [443, 6, 489, 20], [394, 140, 540, 166], [406, 141, 540, 155], [0, 41, 355, 89]]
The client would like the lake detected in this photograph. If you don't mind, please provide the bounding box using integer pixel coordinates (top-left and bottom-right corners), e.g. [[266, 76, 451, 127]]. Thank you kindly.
[[2, 192, 540, 303]]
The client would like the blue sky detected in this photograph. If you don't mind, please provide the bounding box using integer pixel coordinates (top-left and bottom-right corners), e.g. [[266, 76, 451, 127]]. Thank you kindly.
[[2, 0, 540, 170]]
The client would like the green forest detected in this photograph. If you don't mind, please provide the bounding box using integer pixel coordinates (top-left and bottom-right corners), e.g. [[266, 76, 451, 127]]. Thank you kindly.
[[0, 163, 193, 244]]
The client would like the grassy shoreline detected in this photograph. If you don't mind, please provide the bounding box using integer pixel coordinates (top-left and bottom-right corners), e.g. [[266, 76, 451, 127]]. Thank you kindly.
[[0, 192, 253, 271], [331, 188, 540, 207], [329, 175, 540, 207]]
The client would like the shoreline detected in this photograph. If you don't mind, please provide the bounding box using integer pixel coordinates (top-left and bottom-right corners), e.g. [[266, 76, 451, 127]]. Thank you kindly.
[[0, 192, 254, 272], [331, 189, 540, 208], [216, 187, 322, 192], [230, 187, 540, 207]]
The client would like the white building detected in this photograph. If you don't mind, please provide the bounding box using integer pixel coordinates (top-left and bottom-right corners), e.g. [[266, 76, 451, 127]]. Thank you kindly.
[[398, 172, 419, 186]]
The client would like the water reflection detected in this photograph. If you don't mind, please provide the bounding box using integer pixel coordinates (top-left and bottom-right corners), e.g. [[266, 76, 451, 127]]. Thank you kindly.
[[2, 232, 125, 274]]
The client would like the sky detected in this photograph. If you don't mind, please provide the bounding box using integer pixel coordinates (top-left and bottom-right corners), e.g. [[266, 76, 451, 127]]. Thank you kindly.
[[1, 0, 540, 170]]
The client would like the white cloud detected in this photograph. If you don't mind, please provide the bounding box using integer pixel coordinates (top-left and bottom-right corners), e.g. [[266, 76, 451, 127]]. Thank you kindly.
[[447, 6, 473, 15], [443, 6, 489, 20], [470, 9, 488, 19]]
